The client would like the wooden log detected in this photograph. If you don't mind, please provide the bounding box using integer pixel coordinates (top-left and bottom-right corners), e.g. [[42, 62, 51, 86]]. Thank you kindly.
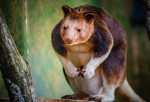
[[0, 8, 37, 102], [37, 98, 88, 102], [0, 98, 89, 102]]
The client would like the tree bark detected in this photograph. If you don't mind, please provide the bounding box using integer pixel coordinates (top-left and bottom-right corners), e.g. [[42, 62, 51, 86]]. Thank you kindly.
[[0, 8, 37, 102]]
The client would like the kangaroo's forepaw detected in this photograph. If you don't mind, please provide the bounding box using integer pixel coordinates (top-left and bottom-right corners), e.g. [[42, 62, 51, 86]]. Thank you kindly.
[[80, 67, 95, 79]]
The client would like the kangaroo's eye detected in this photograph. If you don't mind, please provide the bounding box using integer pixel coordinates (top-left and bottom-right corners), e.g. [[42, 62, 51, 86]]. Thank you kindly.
[[77, 29, 81, 32]]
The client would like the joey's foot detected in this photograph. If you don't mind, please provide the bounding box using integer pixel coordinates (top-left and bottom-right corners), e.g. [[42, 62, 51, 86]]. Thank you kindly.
[[88, 96, 104, 102], [61, 94, 88, 100]]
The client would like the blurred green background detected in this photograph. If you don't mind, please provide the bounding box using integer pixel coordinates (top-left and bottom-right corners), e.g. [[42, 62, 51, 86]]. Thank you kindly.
[[0, 0, 150, 101]]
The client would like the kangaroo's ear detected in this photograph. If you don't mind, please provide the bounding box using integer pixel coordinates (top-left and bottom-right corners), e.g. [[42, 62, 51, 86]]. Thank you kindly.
[[84, 12, 96, 23], [62, 5, 74, 17]]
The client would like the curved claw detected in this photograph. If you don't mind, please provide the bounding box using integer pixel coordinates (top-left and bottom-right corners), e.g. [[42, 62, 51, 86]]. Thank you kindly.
[[88, 96, 103, 102]]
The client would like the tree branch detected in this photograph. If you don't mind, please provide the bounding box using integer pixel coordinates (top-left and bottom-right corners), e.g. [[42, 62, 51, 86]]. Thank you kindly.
[[0, 8, 37, 102]]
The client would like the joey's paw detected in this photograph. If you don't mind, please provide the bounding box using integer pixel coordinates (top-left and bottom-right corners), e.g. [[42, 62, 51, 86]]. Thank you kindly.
[[65, 68, 79, 78], [80, 68, 94, 79], [88, 96, 104, 102]]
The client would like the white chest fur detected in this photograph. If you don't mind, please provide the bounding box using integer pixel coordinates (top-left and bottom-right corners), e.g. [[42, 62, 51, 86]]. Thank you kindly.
[[67, 43, 93, 69], [66, 44, 103, 95], [68, 52, 92, 69]]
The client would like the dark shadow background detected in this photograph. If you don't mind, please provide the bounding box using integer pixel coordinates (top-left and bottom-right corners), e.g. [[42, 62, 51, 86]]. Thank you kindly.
[[0, 0, 149, 101]]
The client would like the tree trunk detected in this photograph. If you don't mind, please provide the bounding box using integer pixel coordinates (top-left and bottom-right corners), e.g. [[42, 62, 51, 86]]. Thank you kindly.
[[0, 8, 37, 102]]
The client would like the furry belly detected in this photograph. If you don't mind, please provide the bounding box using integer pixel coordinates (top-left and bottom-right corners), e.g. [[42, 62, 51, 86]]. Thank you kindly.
[[72, 69, 103, 95], [68, 52, 92, 69]]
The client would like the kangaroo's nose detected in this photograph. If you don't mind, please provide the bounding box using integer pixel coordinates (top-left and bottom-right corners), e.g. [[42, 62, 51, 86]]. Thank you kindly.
[[64, 38, 73, 44]]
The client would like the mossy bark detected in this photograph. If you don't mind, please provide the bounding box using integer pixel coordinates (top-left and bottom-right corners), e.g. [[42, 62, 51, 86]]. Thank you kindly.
[[0, 8, 37, 102]]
